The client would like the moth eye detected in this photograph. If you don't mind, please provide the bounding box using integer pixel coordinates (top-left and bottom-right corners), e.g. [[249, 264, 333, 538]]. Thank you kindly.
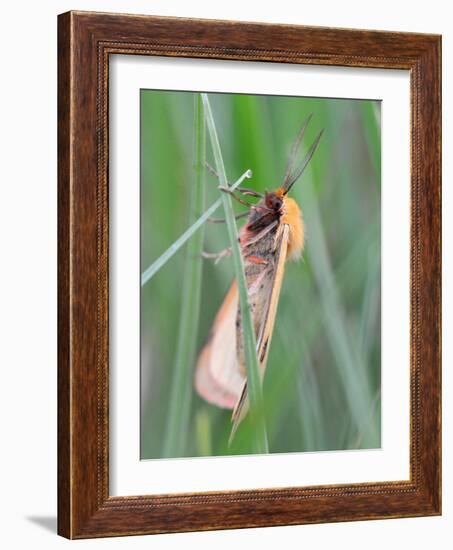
[[275, 199, 282, 210]]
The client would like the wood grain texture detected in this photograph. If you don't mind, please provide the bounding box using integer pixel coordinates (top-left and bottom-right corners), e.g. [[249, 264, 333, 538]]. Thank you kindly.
[[57, 11, 71, 538], [57, 10, 442, 539]]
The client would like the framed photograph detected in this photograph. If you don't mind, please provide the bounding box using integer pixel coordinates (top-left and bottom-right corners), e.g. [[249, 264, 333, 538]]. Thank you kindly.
[[58, 11, 441, 538]]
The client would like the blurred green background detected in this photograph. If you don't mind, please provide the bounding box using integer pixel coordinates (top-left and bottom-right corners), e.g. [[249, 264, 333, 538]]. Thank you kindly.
[[140, 90, 381, 459]]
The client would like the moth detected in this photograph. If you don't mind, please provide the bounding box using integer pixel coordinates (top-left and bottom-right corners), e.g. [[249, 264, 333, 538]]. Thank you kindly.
[[195, 115, 323, 443]]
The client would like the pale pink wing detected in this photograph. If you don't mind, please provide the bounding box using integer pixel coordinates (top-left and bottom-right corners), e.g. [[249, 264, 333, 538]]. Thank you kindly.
[[195, 282, 245, 409]]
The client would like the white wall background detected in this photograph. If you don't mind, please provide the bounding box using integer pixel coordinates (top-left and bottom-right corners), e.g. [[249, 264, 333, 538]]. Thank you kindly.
[[0, 1, 449, 548]]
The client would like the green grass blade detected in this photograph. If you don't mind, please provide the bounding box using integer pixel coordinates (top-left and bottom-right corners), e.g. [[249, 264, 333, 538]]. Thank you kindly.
[[195, 408, 212, 456], [360, 101, 381, 187], [163, 95, 207, 457], [141, 169, 252, 286], [299, 175, 378, 446], [201, 93, 269, 454]]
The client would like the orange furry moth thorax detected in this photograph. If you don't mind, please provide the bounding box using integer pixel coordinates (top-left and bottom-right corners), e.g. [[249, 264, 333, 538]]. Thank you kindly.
[[265, 187, 304, 261], [280, 193, 304, 261], [241, 187, 304, 262]]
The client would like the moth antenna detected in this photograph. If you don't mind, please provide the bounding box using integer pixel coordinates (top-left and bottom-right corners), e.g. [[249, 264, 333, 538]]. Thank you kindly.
[[283, 128, 324, 194], [282, 114, 313, 189]]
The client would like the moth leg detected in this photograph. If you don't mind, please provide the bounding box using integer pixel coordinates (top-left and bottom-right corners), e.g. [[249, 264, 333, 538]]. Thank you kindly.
[[204, 163, 262, 198], [204, 161, 219, 179], [208, 211, 249, 224], [236, 187, 264, 198], [221, 189, 272, 214], [218, 186, 258, 209], [202, 247, 232, 264], [219, 186, 252, 207]]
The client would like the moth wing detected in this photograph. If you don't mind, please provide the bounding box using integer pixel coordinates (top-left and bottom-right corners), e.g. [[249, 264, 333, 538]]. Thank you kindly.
[[230, 223, 290, 442], [195, 281, 246, 409], [255, 223, 291, 369]]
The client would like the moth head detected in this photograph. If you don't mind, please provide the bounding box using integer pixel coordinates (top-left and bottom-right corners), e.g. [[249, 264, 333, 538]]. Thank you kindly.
[[265, 190, 284, 212]]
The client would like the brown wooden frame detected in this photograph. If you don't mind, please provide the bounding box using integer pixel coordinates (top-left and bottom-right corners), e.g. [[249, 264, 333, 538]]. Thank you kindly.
[[58, 10, 441, 539]]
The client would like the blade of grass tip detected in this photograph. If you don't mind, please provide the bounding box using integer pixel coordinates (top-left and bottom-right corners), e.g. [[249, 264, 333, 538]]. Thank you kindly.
[[163, 94, 207, 457], [201, 93, 269, 454], [141, 168, 252, 286]]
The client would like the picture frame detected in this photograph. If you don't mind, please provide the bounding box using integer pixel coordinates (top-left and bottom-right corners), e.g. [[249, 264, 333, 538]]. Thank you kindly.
[[57, 10, 441, 539]]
